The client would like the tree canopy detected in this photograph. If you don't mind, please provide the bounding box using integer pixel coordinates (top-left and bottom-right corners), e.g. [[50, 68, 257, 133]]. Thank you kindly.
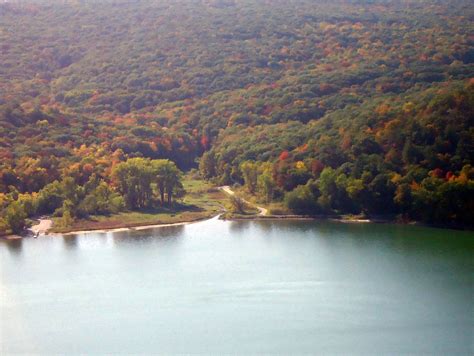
[[0, 0, 473, 233]]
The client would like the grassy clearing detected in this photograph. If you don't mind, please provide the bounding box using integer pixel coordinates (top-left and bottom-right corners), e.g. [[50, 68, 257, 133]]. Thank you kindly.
[[50, 177, 227, 233], [219, 185, 263, 219], [265, 203, 291, 215], [230, 185, 290, 215], [181, 178, 226, 212]]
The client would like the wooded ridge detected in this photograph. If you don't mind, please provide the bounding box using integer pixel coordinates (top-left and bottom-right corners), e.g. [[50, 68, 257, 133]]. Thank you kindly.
[[1, 0, 473, 234]]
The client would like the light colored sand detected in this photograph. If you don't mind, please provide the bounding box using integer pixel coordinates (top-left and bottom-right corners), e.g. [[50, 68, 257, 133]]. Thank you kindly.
[[30, 218, 53, 236]]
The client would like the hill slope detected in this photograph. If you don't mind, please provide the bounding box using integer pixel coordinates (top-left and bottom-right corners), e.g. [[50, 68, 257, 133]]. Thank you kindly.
[[0, 0, 473, 229]]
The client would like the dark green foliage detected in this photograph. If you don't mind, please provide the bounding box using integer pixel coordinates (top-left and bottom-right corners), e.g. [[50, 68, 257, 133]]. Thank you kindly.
[[284, 182, 321, 215], [4, 201, 27, 234], [112, 158, 183, 209], [0, 0, 473, 229]]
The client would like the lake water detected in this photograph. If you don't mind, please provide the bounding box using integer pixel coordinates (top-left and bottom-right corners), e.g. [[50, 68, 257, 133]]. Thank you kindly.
[[1, 217, 473, 354]]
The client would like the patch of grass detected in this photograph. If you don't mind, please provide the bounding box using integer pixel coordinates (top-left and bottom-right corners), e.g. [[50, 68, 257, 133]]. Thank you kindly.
[[231, 185, 280, 213], [51, 177, 227, 233], [219, 186, 261, 219], [51, 209, 215, 233], [181, 176, 226, 212], [266, 203, 291, 215]]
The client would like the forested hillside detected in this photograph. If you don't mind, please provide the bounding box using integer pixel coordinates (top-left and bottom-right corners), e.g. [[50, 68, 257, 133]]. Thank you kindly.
[[1, 0, 473, 233]]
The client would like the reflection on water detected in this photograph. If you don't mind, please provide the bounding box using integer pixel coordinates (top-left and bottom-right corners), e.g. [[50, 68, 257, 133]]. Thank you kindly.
[[0, 219, 473, 354], [228, 219, 252, 233], [112, 225, 184, 245], [62, 235, 78, 249], [2, 238, 23, 256], [251, 220, 275, 234]]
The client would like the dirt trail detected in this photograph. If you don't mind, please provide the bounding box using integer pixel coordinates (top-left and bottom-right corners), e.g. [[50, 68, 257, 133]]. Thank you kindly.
[[219, 186, 268, 216]]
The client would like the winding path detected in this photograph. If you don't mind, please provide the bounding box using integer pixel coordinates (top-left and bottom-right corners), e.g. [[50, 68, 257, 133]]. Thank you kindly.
[[219, 186, 268, 216]]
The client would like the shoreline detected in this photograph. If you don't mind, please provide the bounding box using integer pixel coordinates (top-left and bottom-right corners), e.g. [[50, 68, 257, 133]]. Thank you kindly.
[[59, 213, 471, 235], [57, 214, 220, 236], [1, 213, 220, 240], [0, 215, 365, 240], [221, 214, 473, 231], [226, 215, 372, 222], [2, 212, 472, 241]]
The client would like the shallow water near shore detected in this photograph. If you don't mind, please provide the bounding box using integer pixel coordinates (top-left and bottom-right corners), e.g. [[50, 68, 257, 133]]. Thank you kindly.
[[1, 217, 473, 354]]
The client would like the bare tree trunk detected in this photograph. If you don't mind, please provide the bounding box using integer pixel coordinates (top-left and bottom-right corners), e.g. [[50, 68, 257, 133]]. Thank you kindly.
[[159, 183, 165, 205]]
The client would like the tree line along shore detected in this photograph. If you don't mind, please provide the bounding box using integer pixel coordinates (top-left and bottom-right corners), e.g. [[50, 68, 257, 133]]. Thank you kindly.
[[1, 1, 473, 234]]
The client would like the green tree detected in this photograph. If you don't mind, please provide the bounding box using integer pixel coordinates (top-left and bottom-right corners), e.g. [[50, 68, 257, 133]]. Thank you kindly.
[[59, 200, 75, 227], [394, 183, 412, 214], [199, 151, 217, 179], [153, 159, 183, 205], [5, 201, 27, 234], [112, 158, 155, 209], [367, 174, 397, 214], [113, 158, 183, 208], [284, 183, 320, 215], [318, 167, 338, 211], [240, 161, 258, 194], [257, 170, 275, 204], [35, 181, 65, 215], [80, 181, 125, 215]]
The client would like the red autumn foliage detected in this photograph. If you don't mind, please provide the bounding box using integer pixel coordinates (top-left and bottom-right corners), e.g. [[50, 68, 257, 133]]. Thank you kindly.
[[279, 151, 289, 161]]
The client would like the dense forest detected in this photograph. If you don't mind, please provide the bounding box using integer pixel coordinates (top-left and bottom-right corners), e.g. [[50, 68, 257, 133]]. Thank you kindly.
[[1, 0, 473, 234]]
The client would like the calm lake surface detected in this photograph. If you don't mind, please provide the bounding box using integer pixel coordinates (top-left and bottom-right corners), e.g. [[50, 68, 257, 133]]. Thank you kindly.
[[1, 217, 473, 354]]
